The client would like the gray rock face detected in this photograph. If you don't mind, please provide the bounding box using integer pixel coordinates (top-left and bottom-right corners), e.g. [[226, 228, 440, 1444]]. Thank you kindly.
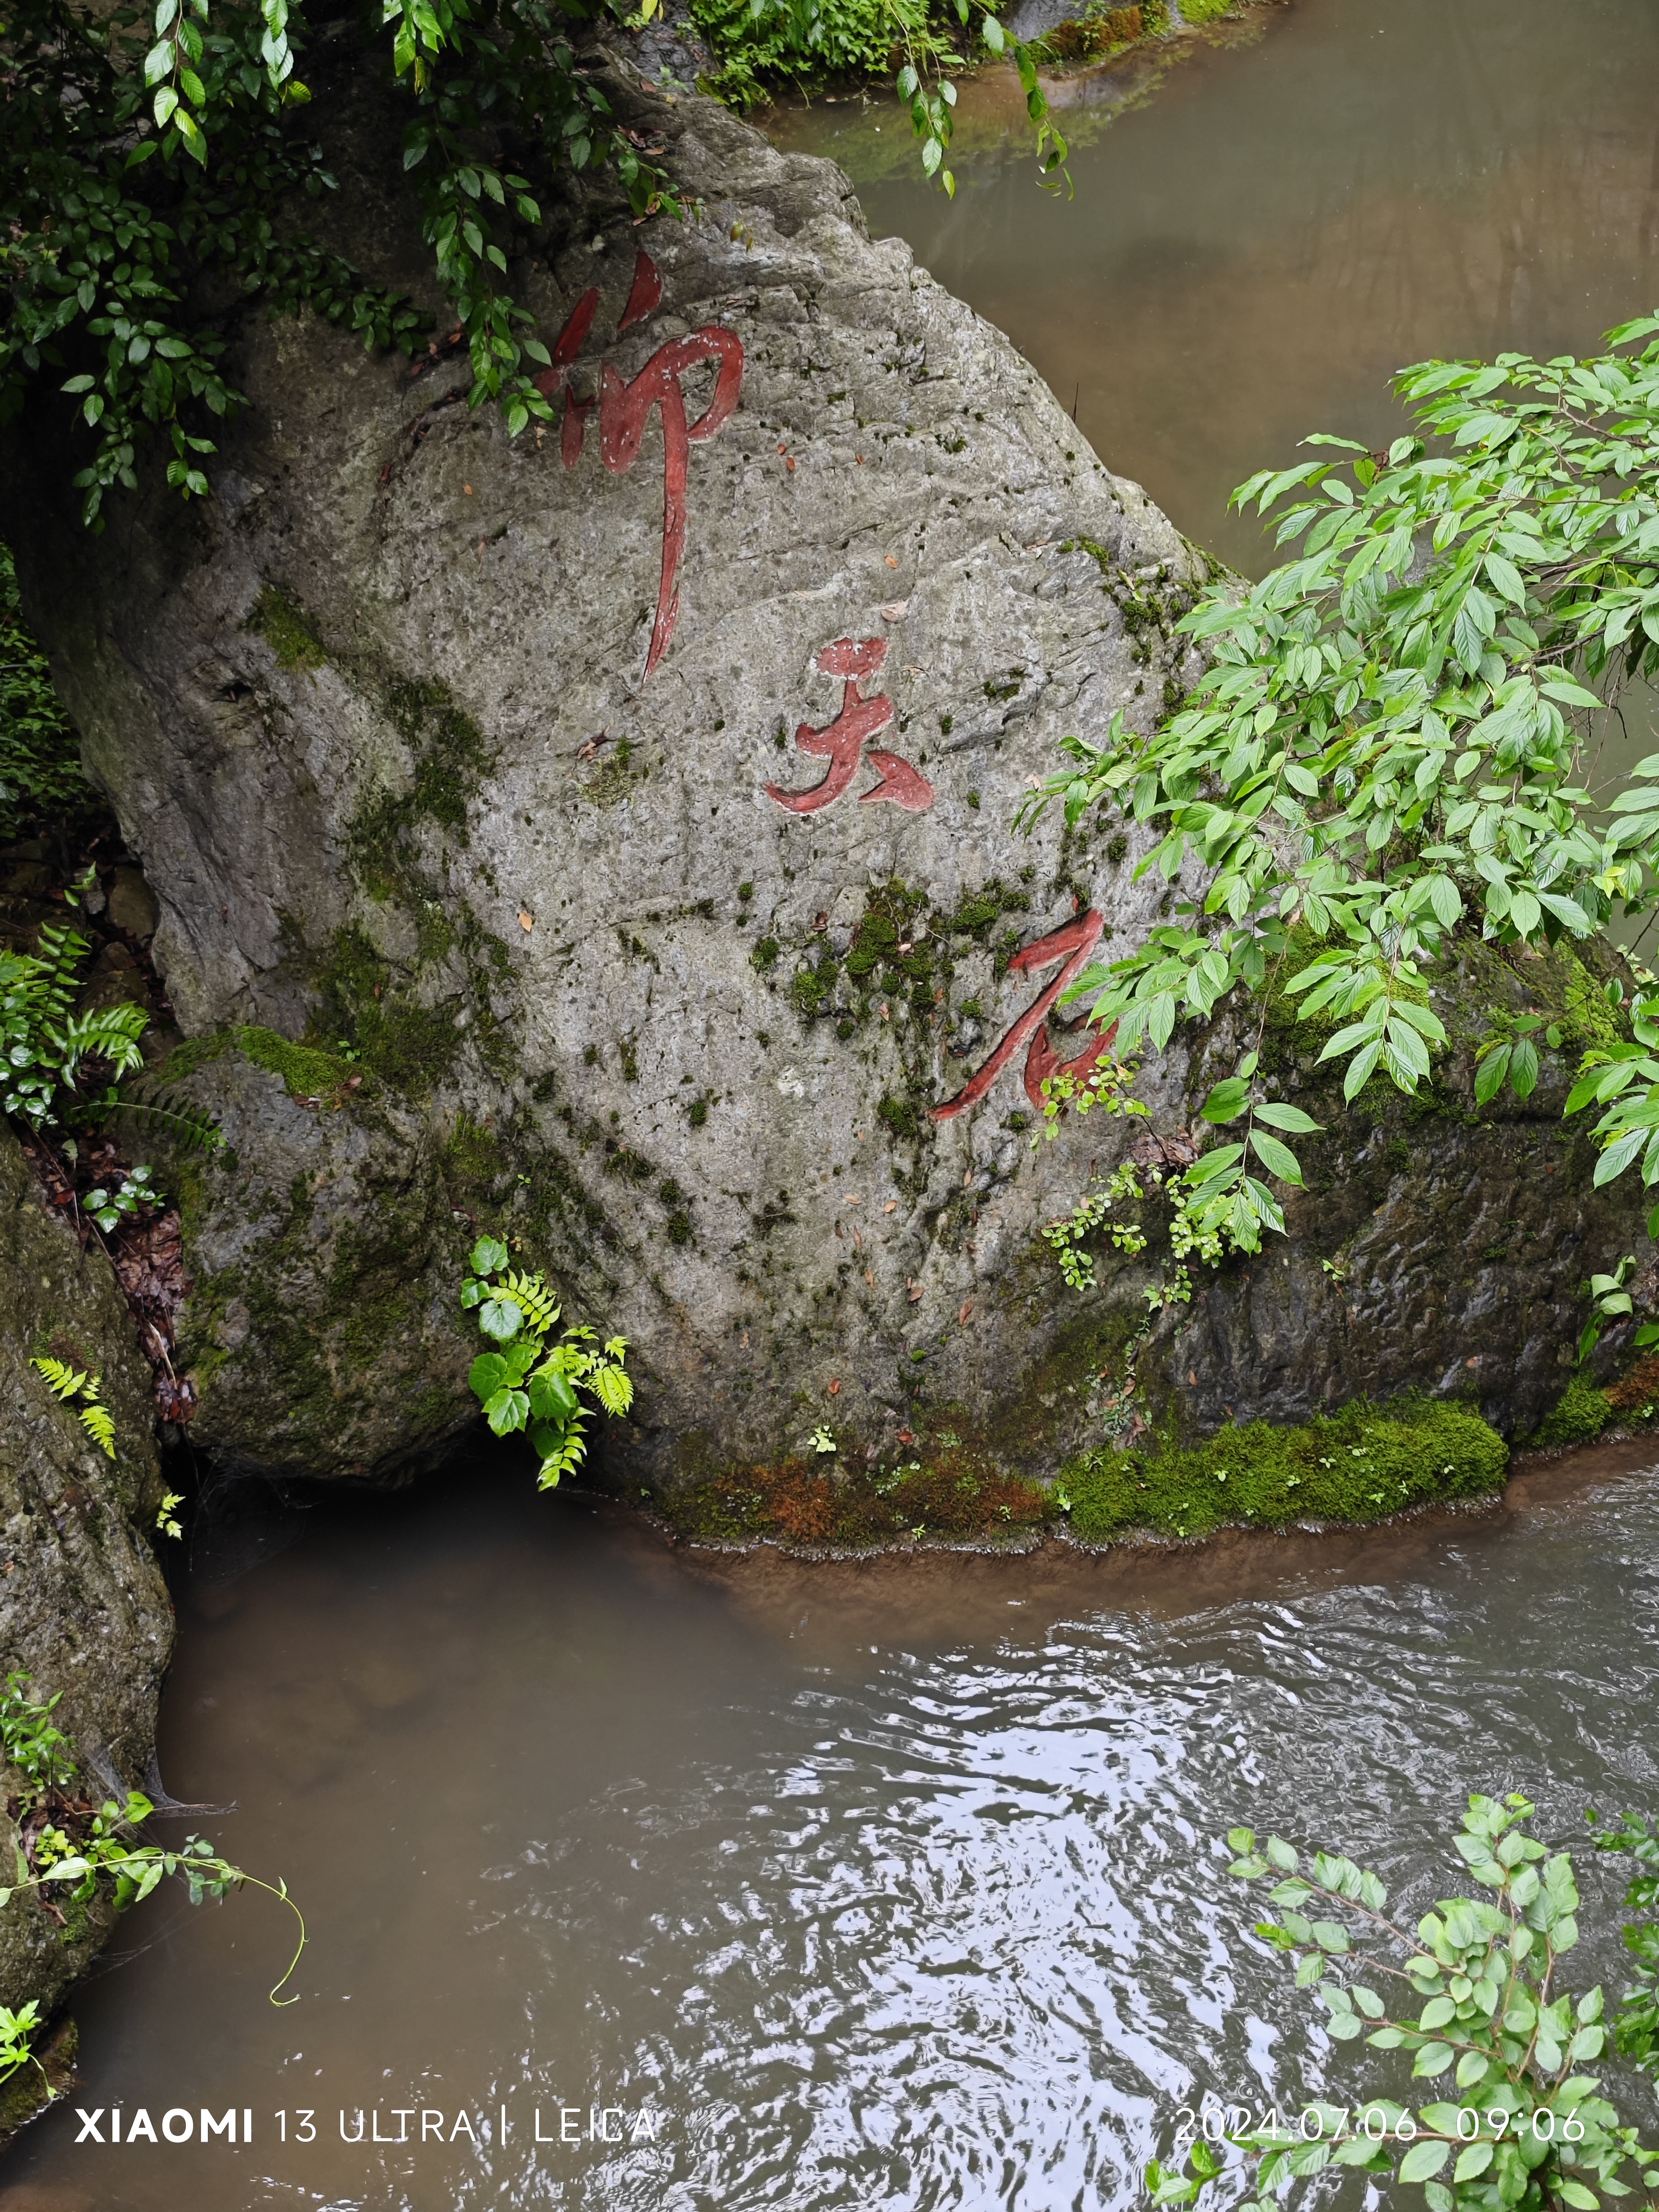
[[0, 1125, 173, 2012], [0, 55, 1643, 1485]]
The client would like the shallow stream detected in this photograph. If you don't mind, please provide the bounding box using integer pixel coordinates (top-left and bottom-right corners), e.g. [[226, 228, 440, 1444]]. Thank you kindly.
[[12, 2, 1659, 2204], [8, 1449, 1659, 2209]]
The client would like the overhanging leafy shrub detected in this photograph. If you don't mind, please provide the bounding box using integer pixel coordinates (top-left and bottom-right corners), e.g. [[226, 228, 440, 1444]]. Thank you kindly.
[[693, 0, 936, 99], [0, 547, 93, 845], [1063, 1398, 1508, 1542]]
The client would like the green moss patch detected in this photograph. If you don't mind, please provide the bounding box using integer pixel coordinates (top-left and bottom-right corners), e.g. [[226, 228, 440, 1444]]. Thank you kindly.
[[1528, 1371, 1614, 1450], [1062, 1398, 1508, 1543], [235, 1026, 360, 1101], [248, 585, 327, 672]]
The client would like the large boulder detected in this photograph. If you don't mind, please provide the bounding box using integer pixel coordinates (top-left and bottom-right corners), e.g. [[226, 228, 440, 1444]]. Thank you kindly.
[[0, 43, 1643, 1486], [0, 1124, 173, 2017]]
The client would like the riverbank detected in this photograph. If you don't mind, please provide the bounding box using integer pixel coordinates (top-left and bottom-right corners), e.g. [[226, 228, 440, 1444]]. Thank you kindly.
[[599, 1393, 1658, 1564], [618, 1426, 1659, 1628]]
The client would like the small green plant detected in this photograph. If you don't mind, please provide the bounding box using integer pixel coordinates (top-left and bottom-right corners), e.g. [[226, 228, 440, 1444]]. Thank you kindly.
[[460, 1236, 633, 1489], [1150, 1793, 1658, 2212], [0, 923, 220, 1154], [1042, 1163, 1149, 1292], [1575, 1254, 1656, 1365], [0, 2003, 44, 2088], [1032, 1049, 1150, 1142], [29, 1357, 114, 1459], [83, 1162, 160, 1235], [0, 926, 146, 1129], [808, 1425, 838, 1455], [1040, 1058, 1323, 1304], [0, 1671, 304, 2019], [155, 1492, 184, 1539], [0, 1675, 75, 1792], [1588, 1808, 1659, 2070], [0, 548, 92, 845]]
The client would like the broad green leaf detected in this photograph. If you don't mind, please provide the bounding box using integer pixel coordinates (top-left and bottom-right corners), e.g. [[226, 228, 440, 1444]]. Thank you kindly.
[[1399, 2141, 1452, 2182], [478, 1296, 523, 1341], [1249, 1129, 1304, 1185], [1201, 1077, 1250, 1123], [1253, 1102, 1323, 1132]]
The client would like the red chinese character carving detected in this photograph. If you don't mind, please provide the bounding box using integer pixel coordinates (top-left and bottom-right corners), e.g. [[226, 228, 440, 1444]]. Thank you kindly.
[[859, 750, 935, 812], [932, 908, 1117, 1122], [535, 251, 744, 680], [766, 637, 935, 814]]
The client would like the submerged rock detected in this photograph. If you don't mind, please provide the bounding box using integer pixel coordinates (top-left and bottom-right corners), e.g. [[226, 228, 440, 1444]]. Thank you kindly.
[[0, 1124, 173, 2015], [0, 52, 1644, 1488]]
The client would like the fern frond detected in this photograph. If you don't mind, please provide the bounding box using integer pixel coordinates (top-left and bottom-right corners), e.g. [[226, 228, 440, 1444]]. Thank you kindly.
[[535, 1405, 590, 1491], [593, 1365, 633, 1418], [30, 924, 90, 1022], [113, 1083, 225, 1154], [52, 1003, 147, 1081], [500, 1270, 561, 1339], [78, 1405, 115, 1459], [30, 1356, 87, 1401]]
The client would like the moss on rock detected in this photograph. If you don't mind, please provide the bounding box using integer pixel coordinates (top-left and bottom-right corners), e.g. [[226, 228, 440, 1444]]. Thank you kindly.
[[1528, 1371, 1614, 1450], [1062, 1397, 1508, 1543]]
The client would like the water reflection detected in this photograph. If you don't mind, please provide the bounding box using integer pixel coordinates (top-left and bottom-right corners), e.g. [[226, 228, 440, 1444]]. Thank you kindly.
[[5, 1448, 1659, 2210], [766, 0, 1659, 576]]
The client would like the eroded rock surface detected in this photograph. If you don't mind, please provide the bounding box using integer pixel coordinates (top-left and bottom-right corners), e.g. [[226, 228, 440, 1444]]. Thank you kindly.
[[0, 1126, 173, 2012], [0, 52, 1644, 1484]]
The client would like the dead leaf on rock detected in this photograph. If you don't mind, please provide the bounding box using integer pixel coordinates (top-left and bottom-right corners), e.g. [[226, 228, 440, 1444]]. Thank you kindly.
[[884, 554, 899, 569], [828, 1379, 841, 1395], [878, 601, 908, 622], [959, 1300, 973, 1324], [517, 911, 535, 932], [907, 1279, 923, 1301], [883, 1199, 898, 1213]]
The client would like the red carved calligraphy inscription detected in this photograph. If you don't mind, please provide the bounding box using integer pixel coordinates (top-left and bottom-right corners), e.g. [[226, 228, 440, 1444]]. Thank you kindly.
[[766, 638, 936, 814], [535, 250, 745, 679], [932, 909, 1117, 1122]]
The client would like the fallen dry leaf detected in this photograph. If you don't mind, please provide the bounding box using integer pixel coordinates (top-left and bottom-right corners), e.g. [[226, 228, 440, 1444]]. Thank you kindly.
[[878, 601, 908, 622], [884, 554, 899, 569], [883, 1199, 898, 1213], [517, 911, 535, 932], [843, 1192, 862, 1204], [959, 1300, 974, 1325], [898, 1428, 916, 1445], [463, 482, 474, 495], [907, 1279, 923, 1302], [864, 1269, 875, 1286], [828, 1378, 841, 1395]]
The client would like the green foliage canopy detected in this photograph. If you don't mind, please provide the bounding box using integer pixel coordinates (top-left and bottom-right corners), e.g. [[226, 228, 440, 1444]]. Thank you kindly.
[[1024, 317, 1659, 1250], [1, 0, 682, 527], [2, 0, 1062, 528]]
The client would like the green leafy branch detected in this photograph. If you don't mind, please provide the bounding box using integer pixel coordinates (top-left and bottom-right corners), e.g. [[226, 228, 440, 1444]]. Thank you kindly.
[[893, 3, 1068, 197], [461, 1234, 633, 1488], [1151, 1794, 1659, 2212], [0, 1673, 306, 2017], [1019, 315, 1659, 1243]]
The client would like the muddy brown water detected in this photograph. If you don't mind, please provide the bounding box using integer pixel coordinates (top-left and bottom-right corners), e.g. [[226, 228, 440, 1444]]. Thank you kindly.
[[4, 1444, 1659, 2210], [15, 2, 1659, 2204]]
